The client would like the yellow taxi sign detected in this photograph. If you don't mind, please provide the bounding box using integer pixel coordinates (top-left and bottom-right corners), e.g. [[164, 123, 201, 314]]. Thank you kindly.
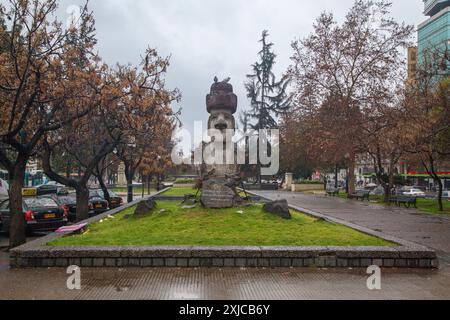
[[22, 188, 37, 197]]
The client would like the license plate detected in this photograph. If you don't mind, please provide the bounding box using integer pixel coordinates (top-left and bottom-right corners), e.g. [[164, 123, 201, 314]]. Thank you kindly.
[[95, 204, 102, 208], [44, 213, 56, 219]]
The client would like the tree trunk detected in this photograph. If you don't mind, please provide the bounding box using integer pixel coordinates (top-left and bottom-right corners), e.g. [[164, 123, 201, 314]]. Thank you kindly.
[[97, 174, 111, 207], [124, 162, 134, 203], [385, 166, 395, 204], [75, 186, 90, 222], [147, 174, 151, 195], [436, 176, 444, 212], [126, 176, 133, 203], [347, 154, 356, 198], [9, 160, 27, 248], [334, 164, 339, 189]]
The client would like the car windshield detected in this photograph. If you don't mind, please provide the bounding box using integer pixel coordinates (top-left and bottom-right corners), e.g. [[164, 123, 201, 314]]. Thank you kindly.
[[24, 198, 58, 208], [58, 196, 76, 205], [96, 190, 117, 198], [89, 190, 100, 197]]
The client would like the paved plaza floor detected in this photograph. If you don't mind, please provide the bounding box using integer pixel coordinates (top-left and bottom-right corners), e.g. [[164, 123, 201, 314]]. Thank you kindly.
[[0, 191, 449, 300]]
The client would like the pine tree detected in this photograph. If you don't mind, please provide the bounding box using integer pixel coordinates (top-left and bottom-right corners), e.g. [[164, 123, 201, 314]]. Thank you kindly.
[[245, 30, 290, 130]]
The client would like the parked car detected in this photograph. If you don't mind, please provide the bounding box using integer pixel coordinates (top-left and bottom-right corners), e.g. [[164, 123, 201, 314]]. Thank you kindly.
[[95, 189, 123, 209], [0, 179, 8, 200], [369, 186, 385, 196], [89, 190, 109, 215], [0, 197, 68, 234], [44, 190, 110, 221], [437, 191, 450, 201], [41, 193, 78, 222], [35, 184, 59, 196], [402, 188, 426, 198]]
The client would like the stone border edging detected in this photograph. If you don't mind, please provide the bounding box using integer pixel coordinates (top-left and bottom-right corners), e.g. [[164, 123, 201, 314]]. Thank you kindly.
[[9, 187, 438, 269]]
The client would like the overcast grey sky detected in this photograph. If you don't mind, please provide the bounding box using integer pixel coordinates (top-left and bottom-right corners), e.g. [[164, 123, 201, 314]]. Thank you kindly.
[[57, 0, 426, 134]]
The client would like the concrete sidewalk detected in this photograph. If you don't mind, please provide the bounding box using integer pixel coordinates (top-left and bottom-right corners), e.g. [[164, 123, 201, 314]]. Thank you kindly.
[[253, 191, 450, 259], [0, 247, 449, 300]]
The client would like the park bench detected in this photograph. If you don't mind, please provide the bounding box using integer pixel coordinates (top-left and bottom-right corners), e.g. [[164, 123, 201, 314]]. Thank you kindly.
[[326, 188, 340, 197], [390, 196, 417, 208], [350, 190, 371, 201]]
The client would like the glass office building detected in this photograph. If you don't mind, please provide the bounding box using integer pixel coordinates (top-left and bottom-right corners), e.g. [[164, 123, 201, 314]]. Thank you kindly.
[[418, 0, 450, 58]]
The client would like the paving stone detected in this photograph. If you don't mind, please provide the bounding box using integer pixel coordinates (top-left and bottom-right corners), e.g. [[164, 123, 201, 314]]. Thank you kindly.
[[93, 258, 105, 267], [224, 258, 235, 267], [105, 259, 116, 267], [383, 259, 395, 267], [372, 259, 383, 267], [68, 258, 81, 266], [269, 258, 281, 267], [360, 259, 372, 267], [188, 259, 200, 267], [407, 259, 419, 268], [213, 259, 224, 267], [128, 258, 140, 267], [323, 256, 337, 267], [177, 258, 189, 267], [337, 259, 348, 268], [349, 259, 361, 268], [236, 259, 247, 267], [258, 258, 269, 267], [117, 258, 128, 267], [200, 258, 213, 267], [281, 259, 292, 267], [140, 258, 153, 268], [153, 258, 164, 267], [81, 258, 93, 267], [166, 258, 177, 267], [42, 259, 56, 267], [419, 259, 431, 268], [395, 259, 407, 267], [303, 258, 314, 267], [292, 259, 304, 267], [315, 257, 325, 267], [246, 259, 258, 267]]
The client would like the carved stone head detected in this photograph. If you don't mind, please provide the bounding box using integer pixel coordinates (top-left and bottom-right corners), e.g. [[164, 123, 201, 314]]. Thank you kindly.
[[208, 108, 236, 132], [206, 78, 237, 134]]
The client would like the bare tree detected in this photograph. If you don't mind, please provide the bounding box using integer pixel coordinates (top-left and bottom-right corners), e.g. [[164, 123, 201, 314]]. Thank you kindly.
[[287, 0, 413, 197]]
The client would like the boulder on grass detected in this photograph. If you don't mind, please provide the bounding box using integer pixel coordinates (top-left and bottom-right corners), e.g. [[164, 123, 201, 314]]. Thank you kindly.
[[263, 199, 292, 220], [134, 198, 157, 216]]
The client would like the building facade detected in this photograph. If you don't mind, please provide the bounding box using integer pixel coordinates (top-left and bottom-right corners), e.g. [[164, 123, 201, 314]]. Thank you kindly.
[[418, 0, 450, 58]]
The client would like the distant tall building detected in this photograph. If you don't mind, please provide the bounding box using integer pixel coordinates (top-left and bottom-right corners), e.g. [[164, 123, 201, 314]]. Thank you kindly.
[[418, 0, 450, 59], [406, 46, 418, 85]]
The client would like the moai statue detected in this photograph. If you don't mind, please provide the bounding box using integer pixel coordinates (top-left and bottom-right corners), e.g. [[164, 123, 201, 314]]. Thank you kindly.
[[200, 77, 242, 208]]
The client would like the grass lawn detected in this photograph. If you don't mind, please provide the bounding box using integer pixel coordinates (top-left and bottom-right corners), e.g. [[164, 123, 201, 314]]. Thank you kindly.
[[338, 193, 450, 214], [49, 201, 394, 247], [161, 186, 198, 197]]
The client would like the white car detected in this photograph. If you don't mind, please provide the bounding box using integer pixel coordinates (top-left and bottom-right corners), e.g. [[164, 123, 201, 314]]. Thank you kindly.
[[437, 191, 450, 201], [0, 178, 9, 199], [402, 188, 426, 198]]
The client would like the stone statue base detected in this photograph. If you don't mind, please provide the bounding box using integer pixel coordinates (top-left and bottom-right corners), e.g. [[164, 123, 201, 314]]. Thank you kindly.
[[201, 177, 241, 209]]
